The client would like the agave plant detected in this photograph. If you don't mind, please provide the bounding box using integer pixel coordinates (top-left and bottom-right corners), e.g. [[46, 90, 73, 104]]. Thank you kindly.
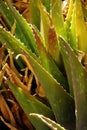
[[0, 0, 87, 130]]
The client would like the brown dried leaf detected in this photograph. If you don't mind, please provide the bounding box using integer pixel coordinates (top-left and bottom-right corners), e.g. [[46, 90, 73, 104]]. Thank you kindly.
[[0, 44, 6, 68], [48, 24, 59, 63], [11, 19, 16, 35], [23, 67, 33, 91], [0, 94, 16, 127], [11, 99, 33, 130], [13, 1, 30, 22], [22, 8, 30, 23], [22, 67, 30, 84], [0, 64, 7, 86], [5, 64, 29, 93], [17, 54, 39, 88], [11, 102, 23, 126], [48, 25, 57, 46], [83, 53, 87, 66], [22, 112, 33, 130], [0, 116, 18, 130], [36, 85, 46, 97], [27, 73, 33, 91], [13, 1, 29, 13]]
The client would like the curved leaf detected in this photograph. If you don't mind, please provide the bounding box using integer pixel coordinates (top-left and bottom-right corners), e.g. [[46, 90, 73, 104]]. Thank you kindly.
[[64, 0, 74, 38], [32, 26, 69, 91], [30, 0, 40, 29], [5, 0, 38, 55], [59, 36, 87, 130], [51, 0, 66, 39], [7, 80, 54, 130], [37, 1, 60, 65], [0, 27, 39, 68], [21, 49, 75, 129], [0, 0, 28, 45], [30, 113, 66, 130], [69, 6, 77, 49]]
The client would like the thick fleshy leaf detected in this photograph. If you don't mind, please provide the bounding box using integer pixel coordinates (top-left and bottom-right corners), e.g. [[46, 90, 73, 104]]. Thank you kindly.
[[0, 27, 39, 68], [30, 113, 66, 130], [75, 0, 87, 52], [0, 0, 27, 45], [6, 80, 54, 130], [5, 0, 38, 55], [42, 0, 50, 12], [20, 49, 75, 129], [37, 0, 51, 47], [47, 25, 60, 65], [51, 0, 66, 39], [59, 36, 87, 130], [64, 0, 74, 38], [69, 6, 77, 49], [37, 1, 60, 65], [0, 0, 14, 28], [64, 0, 77, 49], [38, 45, 69, 91], [33, 26, 69, 91], [0, 27, 25, 54], [30, 0, 40, 29]]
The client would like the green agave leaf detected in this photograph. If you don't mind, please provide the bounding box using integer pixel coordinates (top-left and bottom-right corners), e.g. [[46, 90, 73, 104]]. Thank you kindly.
[[30, 0, 40, 30], [0, 25, 68, 95], [33, 26, 51, 73], [5, 0, 38, 55], [0, 27, 39, 68], [30, 113, 66, 130], [75, 0, 87, 52], [33, 26, 69, 91], [37, 0, 51, 47], [69, 4, 77, 50], [0, 0, 27, 45], [21, 48, 75, 129], [38, 45, 69, 91], [6, 80, 54, 130], [42, 0, 50, 12], [0, 27, 23, 54], [37, 1, 60, 65], [0, 0, 14, 28], [64, 0, 77, 50], [64, 0, 74, 36], [59, 36, 87, 130], [51, 0, 66, 39]]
